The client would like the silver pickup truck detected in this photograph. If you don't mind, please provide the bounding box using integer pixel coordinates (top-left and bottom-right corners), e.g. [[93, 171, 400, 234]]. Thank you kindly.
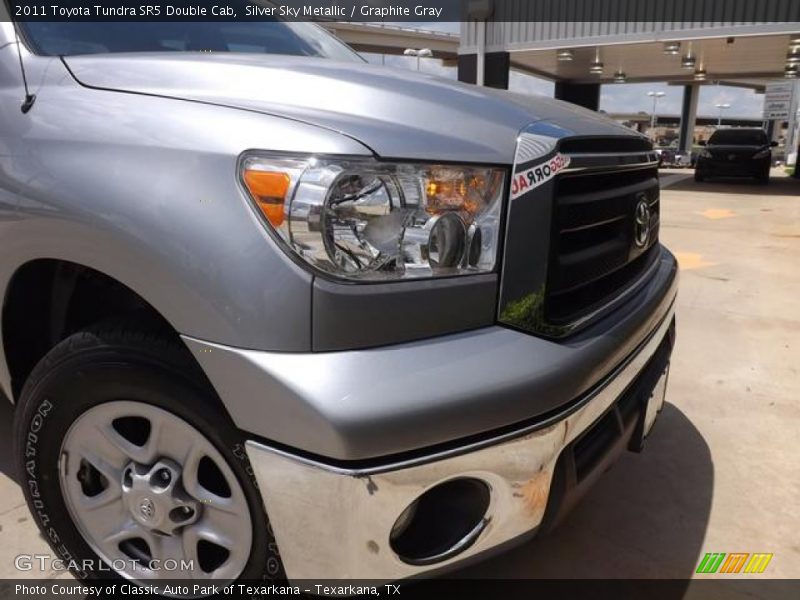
[[0, 18, 677, 589]]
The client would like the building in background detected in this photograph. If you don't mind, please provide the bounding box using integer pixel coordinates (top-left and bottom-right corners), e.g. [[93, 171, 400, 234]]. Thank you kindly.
[[457, 1, 800, 164]]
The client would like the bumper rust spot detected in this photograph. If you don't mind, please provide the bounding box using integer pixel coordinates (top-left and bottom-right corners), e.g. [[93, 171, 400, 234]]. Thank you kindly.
[[517, 470, 550, 515]]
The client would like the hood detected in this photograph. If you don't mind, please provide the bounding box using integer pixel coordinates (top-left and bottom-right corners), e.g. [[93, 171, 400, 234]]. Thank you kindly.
[[706, 144, 765, 158], [707, 144, 764, 151], [63, 53, 639, 164]]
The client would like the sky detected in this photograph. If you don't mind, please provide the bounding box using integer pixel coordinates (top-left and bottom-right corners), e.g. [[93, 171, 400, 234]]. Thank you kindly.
[[372, 22, 766, 119]]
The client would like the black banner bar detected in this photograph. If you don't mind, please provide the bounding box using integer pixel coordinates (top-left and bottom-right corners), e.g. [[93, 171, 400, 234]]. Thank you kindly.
[[2, 579, 800, 600], [6, 0, 800, 23]]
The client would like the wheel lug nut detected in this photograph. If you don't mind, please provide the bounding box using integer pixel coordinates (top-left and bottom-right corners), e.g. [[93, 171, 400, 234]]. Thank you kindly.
[[158, 469, 171, 484], [169, 505, 195, 523]]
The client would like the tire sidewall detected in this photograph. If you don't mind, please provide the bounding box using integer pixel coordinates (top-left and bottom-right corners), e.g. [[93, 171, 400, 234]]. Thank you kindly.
[[14, 343, 283, 584]]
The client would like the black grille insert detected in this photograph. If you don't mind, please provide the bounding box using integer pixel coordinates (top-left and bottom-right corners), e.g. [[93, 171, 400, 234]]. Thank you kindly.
[[572, 319, 674, 482], [573, 410, 621, 480], [546, 159, 660, 326], [558, 136, 653, 154]]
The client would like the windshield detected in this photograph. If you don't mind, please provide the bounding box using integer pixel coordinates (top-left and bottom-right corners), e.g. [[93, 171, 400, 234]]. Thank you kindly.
[[708, 129, 767, 146], [19, 21, 363, 62]]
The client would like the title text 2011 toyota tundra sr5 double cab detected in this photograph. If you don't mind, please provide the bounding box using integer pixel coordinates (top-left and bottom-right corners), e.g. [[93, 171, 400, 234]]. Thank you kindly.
[[0, 18, 677, 588]]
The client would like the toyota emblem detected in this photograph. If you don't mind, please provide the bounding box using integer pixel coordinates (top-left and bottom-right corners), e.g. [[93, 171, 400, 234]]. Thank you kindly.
[[633, 198, 651, 248], [138, 497, 156, 521]]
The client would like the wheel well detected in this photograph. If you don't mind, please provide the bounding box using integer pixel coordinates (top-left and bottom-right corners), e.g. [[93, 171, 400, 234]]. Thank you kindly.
[[3, 260, 177, 398]]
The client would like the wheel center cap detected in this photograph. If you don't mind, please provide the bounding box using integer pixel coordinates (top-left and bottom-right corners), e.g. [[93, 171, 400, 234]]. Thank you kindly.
[[121, 459, 199, 534]]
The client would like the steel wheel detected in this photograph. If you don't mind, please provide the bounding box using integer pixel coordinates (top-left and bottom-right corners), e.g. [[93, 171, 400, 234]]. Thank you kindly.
[[59, 400, 253, 582]]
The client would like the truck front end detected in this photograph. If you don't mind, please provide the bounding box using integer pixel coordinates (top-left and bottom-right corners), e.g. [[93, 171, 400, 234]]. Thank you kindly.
[[189, 124, 677, 581], [4, 19, 678, 587]]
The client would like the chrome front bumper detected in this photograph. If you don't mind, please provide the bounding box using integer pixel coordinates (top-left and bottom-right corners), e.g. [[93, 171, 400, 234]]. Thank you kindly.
[[245, 302, 675, 582]]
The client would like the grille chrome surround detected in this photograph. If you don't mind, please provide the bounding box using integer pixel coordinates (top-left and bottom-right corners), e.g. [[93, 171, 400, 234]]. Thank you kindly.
[[562, 151, 660, 174]]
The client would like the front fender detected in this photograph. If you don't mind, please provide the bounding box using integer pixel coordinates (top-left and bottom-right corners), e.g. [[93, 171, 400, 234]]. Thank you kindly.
[[0, 61, 373, 371]]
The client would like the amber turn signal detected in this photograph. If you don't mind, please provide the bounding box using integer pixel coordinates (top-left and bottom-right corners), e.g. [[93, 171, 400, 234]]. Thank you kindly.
[[243, 170, 290, 227]]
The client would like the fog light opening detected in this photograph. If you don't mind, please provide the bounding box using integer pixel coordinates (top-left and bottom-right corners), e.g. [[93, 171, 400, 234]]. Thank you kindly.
[[389, 477, 490, 566]]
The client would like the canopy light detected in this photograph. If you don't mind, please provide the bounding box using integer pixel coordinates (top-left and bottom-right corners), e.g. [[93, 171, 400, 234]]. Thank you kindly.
[[681, 55, 696, 69], [589, 47, 603, 75], [613, 70, 627, 83], [556, 49, 574, 61], [785, 65, 799, 78], [663, 42, 681, 55], [694, 68, 707, 81], [404, 48, 433, 58], [787, 49, 800, 64]]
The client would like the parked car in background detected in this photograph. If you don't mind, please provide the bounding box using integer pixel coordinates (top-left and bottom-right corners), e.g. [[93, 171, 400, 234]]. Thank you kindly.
[[673, 152, 692, 168], [656, 146, 691, 169], [655, 148, 674, 167], [694, 128, 777, 184]]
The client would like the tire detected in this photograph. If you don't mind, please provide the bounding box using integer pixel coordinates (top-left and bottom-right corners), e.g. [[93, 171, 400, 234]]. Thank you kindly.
[[14, 324, 284, 591], [694, 171, 705, 182], [757, 171, 770, 185]]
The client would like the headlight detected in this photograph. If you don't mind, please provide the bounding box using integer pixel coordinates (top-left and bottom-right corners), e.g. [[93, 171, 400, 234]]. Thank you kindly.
[[752, 148, 770, 159], [698, 149, 712, 159], [241, 155, 506, 281]]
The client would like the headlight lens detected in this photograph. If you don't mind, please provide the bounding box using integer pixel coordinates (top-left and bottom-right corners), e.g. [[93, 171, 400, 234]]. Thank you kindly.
[[699, 149, 712, 159], [241, 155, 506, 281]]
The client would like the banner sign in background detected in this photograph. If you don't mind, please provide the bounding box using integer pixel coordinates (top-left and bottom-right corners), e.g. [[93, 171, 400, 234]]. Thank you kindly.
[[763, 81, 798, 120]]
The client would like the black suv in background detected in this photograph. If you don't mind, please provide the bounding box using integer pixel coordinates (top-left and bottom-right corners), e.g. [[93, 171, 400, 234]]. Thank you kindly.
[[695, 128, 776, 184]]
